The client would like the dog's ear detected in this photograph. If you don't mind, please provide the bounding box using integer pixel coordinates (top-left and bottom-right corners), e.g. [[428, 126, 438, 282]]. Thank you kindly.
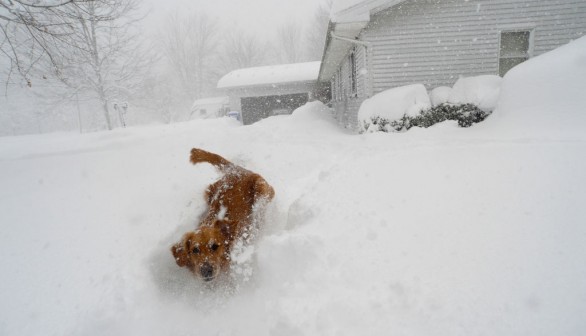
[[171, 241, 191, 267]]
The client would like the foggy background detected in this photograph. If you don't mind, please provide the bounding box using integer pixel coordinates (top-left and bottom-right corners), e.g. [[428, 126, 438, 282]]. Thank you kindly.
[[0, 0, 331, 136]]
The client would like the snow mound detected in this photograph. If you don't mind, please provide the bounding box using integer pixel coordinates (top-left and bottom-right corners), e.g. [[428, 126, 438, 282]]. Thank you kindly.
[[448, 75, 502, 111], [358, 84, 431, 131], [250, 101, 341, 138], [290, 101, 334, 123], [430, 86, 452, 106], [489, 35, 586, 138]]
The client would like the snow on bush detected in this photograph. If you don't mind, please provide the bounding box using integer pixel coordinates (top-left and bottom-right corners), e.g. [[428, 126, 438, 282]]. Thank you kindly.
[[358, 84, 431, 133], [430, 86, 452, 106], [359, 76, 503, 133], [448, 75, 502, 112], [368, 103, 491, 132]]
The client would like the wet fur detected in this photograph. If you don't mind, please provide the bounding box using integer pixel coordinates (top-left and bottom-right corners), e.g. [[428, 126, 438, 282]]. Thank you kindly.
[[171, 148, 274, 282]]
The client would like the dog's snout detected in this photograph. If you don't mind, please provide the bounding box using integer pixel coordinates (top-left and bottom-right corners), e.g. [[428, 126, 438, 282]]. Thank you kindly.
[[200, 262, 214, 281]]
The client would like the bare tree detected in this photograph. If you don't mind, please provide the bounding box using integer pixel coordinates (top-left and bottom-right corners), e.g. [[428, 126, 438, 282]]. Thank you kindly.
[[159, 12, 219, 103], [305, 0, 332, 61], [219, 30, 267, 73], [37, 0, 151, 130], [276, 22, 305, 64], [0, 0, 91, 82]]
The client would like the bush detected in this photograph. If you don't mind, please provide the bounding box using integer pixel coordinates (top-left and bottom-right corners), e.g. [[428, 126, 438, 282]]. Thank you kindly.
[[361, 103, 491, 133]]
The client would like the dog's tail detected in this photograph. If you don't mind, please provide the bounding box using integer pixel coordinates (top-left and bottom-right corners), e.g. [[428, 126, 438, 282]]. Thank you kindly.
[[190, 148, 233, 172]]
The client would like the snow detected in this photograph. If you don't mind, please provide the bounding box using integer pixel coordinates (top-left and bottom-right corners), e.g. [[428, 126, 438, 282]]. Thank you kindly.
[[189, 96, 229, 120], [448, 75, 502, 112], [217, 62, 321, 89], [488, 35, 586, 139], [331, 0, 366, 17], [191, 96, 229, 107], [2, 38, 586, 336], [330, 0, 407, 23], [430, 86, 452, 106], [358, 75, 503, 131], [357, 84, 431, 131]]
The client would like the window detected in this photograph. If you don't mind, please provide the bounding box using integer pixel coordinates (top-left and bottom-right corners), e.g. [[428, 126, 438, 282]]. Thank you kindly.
[[336, 68, 343, 101], [349, 49, 357, 96], [331, 69, 339, 101], [499, 30, 532, 77]]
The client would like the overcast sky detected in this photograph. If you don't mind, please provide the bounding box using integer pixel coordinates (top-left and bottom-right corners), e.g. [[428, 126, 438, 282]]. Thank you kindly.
[[143, 0, 325, 40]]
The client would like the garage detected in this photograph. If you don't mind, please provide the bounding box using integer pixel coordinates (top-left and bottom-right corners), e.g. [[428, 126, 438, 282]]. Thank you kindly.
[[217, 62, 320, 125], [240, 93, 309, 125]]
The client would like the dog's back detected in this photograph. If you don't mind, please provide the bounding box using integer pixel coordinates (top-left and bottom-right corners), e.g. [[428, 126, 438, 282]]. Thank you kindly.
[[202, 171, 272, 231], [191, 148, 274, 241], [172, 148, 274, 281], [189, 148, 275, 228]]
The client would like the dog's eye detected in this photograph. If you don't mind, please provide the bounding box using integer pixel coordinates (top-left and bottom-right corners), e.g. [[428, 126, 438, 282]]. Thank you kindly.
[[192, 246, 200, 254], [210, 243, 219, 251]]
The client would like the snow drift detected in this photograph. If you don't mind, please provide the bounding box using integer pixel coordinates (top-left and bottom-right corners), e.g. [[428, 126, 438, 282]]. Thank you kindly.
[[488, 35, 586, 138], [1, 39, 586, 336]]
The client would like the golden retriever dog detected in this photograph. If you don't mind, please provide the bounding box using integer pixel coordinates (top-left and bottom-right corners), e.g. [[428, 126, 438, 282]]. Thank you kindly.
[[171, 148, 274, 282]]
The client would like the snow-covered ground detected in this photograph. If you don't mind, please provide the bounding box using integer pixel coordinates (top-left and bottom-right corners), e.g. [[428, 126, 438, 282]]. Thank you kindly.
[[1, 38, 586, 336]]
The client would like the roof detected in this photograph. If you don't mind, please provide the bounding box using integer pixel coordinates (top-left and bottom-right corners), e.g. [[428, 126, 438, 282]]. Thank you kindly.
[[217, 62, 321, 90], [319, 0, 408, 82], [330, 0, 407, 23]]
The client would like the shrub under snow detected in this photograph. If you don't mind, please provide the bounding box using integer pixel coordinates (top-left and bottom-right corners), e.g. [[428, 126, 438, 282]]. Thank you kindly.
[[359, 75, 502, 133], [448, 75, 502, 112], [358, 84, 431, 133], [367, 103, 491, 132], [430, 86, 452, 106]]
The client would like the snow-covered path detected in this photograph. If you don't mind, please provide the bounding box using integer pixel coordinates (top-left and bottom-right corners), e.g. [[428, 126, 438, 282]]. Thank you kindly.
[[1, 109, 585, 335]]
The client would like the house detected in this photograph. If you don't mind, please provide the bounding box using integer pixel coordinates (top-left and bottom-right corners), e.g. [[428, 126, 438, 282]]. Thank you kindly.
[[217, 62, 321, 125], [188, 96, 230, 121], [319, 0, 586, 130]]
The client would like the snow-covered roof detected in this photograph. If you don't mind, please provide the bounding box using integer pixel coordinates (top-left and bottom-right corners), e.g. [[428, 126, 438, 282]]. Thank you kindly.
[[331, 0, 407, 23], [217, 62, 321, 90]]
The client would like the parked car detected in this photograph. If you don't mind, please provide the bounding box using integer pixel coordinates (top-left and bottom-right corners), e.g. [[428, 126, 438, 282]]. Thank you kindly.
[[227, 111, 241, 122]]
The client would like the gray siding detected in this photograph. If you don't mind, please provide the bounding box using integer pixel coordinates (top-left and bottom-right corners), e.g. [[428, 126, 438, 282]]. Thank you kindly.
[[363, 0, 586, 94], [355, 45, 368, 98], [332, 98, 364, 129], [331, 46, 367, 128], [328, 0, 586, 131]]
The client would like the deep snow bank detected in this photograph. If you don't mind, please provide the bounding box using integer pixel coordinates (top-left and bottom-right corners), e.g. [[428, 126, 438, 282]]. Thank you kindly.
[[487, 35, 586, 138]]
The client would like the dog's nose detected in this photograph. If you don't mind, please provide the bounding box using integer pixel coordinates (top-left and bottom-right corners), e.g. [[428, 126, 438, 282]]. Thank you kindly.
[[200, 262, 214, 281]]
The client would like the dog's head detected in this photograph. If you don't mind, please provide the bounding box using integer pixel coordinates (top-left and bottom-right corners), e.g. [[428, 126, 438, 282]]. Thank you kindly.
[[171, 222, 232, 282]]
